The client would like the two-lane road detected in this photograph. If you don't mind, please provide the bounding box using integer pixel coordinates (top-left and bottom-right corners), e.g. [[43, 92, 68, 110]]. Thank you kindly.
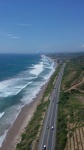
[[38, 63, 65, 150]]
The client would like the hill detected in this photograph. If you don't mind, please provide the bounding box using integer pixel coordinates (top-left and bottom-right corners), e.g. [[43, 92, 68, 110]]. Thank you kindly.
[[56, 55, 84, 150]]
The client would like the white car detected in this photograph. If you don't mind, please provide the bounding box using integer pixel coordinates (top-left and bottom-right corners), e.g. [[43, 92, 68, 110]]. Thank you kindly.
[[51, 126, 54, 130], [43, 145, 46, 150]]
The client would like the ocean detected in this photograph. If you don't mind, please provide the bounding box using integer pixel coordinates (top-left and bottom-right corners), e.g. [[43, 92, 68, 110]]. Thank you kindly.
[[0, 53, 55, 147]]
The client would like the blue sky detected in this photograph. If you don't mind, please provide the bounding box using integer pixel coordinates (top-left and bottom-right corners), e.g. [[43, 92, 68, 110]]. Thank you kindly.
[[0, 0, 84, 53]]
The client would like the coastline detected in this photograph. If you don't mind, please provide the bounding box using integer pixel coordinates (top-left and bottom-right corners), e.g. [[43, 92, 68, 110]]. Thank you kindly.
[[0, 82, 48, 150]]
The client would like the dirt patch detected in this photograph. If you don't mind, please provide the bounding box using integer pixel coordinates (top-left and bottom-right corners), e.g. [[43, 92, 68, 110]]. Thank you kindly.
[[75, 94, 84, 104], [65, 113, 84, 150], [67, 71, 76, 81], [72, 72, 84, 85], [65, 78, 84, 92]]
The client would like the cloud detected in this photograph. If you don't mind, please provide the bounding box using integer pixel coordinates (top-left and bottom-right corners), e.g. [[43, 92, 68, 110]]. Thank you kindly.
[[0, 32, 20, 39], [11, 36, 20, 39], [81, 44, 84, 48], [0, 33, 10, 37]]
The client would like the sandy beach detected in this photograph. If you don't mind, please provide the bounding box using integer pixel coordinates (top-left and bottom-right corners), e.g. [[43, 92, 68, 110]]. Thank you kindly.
[[0, 83, 48, 150]]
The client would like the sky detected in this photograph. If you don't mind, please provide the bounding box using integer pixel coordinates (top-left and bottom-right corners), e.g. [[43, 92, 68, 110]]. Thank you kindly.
[[0, 0, 84, 53]]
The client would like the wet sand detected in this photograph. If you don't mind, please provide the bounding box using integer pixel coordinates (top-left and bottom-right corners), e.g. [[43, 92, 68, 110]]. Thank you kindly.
[[0, 83, 47, 150]]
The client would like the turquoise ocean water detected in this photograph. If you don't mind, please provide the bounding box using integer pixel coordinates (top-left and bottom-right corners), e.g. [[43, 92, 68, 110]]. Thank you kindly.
[[0, 53, 56, 147]]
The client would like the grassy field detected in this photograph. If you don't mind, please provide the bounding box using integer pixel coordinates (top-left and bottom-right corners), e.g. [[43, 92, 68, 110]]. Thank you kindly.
[[16, 64, 61, 150], [62, 56, 84, 90], [56, 55, 84, 150]]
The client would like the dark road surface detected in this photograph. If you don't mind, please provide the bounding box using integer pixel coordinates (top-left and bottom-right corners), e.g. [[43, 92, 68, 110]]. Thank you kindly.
[[38, 63, 65, 150]]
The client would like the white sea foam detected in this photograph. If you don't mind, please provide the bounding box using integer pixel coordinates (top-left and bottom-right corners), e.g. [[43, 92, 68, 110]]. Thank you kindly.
[[0, 55, 55, 147], [0, 131, 7, 147], [0, 81, 44, 148], [20, 80, 45, 104], [0, 77, 33, 97], [0, 105, 22, 148], [0, 112, 5, 119], [43, 66, 55, 81], [30, 62, 44, 76], [44, 71, 54, 81]]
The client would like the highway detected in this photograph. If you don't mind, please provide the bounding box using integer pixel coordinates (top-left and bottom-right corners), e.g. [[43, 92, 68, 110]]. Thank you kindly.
[[38, 63, 66, 150]]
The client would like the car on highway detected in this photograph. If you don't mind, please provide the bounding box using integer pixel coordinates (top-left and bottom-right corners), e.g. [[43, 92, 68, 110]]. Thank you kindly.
[[43, 145, 46, 150], [51, 126, 54, 130], [47, 126, 49, 129]]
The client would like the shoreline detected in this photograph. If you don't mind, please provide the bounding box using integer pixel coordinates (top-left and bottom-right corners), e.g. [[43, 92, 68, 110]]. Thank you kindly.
[[0, 82, 48, 150]]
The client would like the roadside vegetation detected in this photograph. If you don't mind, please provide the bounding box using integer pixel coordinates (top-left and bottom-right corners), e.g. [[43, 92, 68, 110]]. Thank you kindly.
[[56, 55, 84, 150], [16, 63, 61, 150], [62, 56, 84, 90]]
